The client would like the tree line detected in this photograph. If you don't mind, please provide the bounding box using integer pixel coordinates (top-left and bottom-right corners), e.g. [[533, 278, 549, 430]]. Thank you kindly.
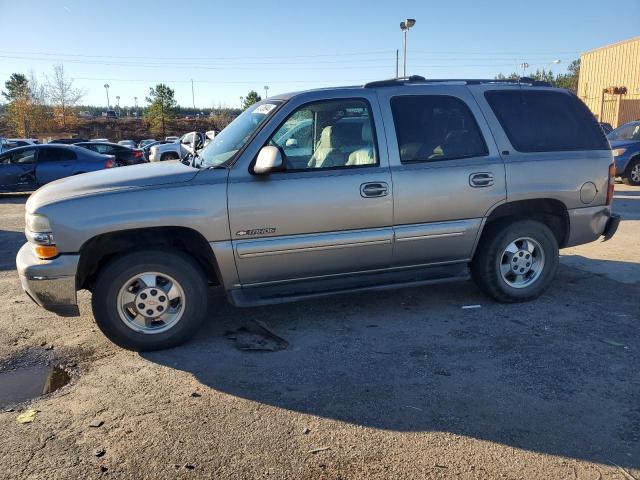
[[496, 59, 580, 92]]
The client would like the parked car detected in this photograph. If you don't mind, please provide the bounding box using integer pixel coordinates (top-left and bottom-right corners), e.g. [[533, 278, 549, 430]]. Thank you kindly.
[[607, 120, 640, 186], [164, 136, 179, 142], [7, 138, 40, 147], [140, 140, 173, 160], [75, 142, 146, 166], [17, 77, 619, 351], [103, 110, 118, 119], [599, 122, 613, 134], [117, 140, 137, 148], [1, 145, 115, 192], [49, 138, 89, 145], [90, 138, 110, 143], [149, 132, 209, 162], [138, 139, 157, 148], [0, 138, 18, 153]]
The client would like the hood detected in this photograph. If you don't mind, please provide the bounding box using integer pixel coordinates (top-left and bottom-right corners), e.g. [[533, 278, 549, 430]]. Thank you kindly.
[[27, 161, 199, 212], [609, 139, 639, 149]]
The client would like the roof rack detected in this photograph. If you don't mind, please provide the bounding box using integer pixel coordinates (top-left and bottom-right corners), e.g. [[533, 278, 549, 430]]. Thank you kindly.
[[363, 76, 552, 88]]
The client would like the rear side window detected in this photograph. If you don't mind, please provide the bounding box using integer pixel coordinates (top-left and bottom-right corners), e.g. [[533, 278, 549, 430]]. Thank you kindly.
[[390, 95, 488, 163], [485, 90, 609, 152], [38, 148, 77, 163]]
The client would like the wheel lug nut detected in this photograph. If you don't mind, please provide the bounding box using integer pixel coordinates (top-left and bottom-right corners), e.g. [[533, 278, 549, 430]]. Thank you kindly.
[[146, 309, 153, 315], [150, 289, 157, 296], [138, 303, 145, 309], [159, 296, 166, 302], [140, 293, 147, 300], [157, 306, 164, 312], [519, 252, 524, 257]]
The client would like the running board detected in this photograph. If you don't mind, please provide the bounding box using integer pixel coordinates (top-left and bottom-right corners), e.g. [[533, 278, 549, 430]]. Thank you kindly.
[[228, 264, 469, 307]]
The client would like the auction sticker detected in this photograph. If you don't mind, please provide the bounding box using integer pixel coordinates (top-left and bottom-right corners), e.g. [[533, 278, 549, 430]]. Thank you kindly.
[[254, 104, 277, 114]]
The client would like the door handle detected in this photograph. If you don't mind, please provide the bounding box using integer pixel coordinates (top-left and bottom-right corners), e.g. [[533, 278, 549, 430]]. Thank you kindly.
[[360, 182, 389, 198], [469, 172, 495, 187]]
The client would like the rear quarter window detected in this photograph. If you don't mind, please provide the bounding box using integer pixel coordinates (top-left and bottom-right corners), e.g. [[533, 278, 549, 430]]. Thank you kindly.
[[485, 90, 609, 152]]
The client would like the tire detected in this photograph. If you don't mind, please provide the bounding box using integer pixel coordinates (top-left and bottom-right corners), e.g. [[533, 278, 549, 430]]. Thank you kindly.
[[161, 153, 179, 161], [622, 158, 640, 186], [91, 249, 208, 351], [471, 219, 559, 303]]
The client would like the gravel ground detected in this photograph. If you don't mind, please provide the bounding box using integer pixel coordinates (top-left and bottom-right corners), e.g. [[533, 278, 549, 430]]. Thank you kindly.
[[0, 186, 638, 479]]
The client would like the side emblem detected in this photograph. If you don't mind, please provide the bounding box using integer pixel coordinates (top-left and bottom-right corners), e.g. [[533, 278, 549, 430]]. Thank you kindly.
[[236, 228, 276, 237]]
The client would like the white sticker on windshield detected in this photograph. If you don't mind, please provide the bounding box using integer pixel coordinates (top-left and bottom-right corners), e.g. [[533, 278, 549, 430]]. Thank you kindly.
[[253, 104, 276, 114]]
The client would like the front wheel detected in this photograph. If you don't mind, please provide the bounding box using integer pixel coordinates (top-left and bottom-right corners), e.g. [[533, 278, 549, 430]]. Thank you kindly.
[[91, 250, 209, 351], [622, 158, 640, 186], [471, 220, 559, 303]]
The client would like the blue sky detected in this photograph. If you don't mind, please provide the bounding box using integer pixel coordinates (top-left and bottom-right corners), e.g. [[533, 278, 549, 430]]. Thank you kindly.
[[1, 0, 638, 109]]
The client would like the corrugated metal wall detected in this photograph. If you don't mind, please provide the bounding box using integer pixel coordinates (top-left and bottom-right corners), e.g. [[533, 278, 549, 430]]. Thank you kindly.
[[578, 36, 640, 127]]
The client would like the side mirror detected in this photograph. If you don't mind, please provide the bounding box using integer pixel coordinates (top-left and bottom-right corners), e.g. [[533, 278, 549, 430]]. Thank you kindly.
[[285, 138, 298, 148], [254, 146, 283, 175]]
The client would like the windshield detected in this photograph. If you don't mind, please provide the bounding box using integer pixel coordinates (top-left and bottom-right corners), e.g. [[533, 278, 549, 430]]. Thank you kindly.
[[199, 101, 281, 167], [607, 122, 640, 142]]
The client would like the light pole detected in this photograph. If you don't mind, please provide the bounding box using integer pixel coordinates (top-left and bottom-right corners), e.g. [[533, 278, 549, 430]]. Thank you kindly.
[[264, 85, 269, 99], [520, 62, 530, 77], [400, 18, 416, 77], [116, 96, 120, 116], [191, 79, 196, 109], [104, 84, 110, 108], [134, 96, 138, 117]]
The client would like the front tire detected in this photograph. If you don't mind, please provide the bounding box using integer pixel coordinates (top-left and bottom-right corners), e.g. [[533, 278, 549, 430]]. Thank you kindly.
[[91, 249, 208, 351], [471, 220, 559, 303], [622, 158, 640, 186]]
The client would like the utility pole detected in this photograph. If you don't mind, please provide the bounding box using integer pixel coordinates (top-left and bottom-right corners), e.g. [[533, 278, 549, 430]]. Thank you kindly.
[[104, 84, 110, 109], [395, 49, 399, 78], [116, 96, 120, 116], [520, 62, 529, 77], [191, 79, 195, 109], [134, 96, 138, 117], [264, 85, 269, 99]]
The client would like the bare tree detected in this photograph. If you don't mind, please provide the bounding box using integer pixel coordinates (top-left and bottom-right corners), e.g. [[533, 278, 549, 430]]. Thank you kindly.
[[46, 64, 84, 129]]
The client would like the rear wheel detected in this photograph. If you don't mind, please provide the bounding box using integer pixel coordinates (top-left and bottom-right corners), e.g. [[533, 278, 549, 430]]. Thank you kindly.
[[471, 220, 559, 303], [91, 249, 208, 351], [622, 158, 640, 186], [161, 152, 179, 161]]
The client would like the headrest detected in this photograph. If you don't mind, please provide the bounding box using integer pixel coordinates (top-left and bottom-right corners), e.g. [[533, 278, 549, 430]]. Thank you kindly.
[[361, 122, 373, 143], [319, 126, 341, 149]]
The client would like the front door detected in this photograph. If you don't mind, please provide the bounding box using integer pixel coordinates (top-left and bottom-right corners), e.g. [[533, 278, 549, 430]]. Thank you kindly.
[[0, 148, 37, 191], [228, 97, 394, 285], [377, 86, 507, 267], [35, 147, 77, 184]]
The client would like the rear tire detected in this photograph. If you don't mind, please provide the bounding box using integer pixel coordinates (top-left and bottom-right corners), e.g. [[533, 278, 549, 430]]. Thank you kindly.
[[91, 249, 208, 351], [161, 153, 179, 161], [471, 219, 559, 303], [622, 158, 640, 186]]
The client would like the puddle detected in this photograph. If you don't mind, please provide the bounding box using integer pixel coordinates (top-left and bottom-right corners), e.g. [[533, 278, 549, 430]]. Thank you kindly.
[[0, 365, 71, 409]]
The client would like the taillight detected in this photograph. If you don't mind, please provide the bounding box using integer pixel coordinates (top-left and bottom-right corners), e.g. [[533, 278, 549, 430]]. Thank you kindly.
[[606, 163, 615, 205], [134, 150, 143, 158], [105, 158, 115, 168]]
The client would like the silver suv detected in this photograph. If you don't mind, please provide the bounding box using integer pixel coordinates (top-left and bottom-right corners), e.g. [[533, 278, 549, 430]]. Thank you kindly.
[[17, 77, 620, 351]]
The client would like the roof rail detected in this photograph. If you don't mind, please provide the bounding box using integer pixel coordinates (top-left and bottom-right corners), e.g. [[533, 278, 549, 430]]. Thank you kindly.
[[363, 76, 552, 88]]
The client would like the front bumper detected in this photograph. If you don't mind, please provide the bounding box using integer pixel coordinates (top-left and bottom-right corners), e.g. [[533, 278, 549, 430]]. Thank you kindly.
[[16, 243, 80, 317]]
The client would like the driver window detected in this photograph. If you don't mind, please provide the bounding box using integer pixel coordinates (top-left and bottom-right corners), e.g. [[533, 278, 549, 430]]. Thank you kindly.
[[269, 99, 378, 170], [13, 149, 36, 164]]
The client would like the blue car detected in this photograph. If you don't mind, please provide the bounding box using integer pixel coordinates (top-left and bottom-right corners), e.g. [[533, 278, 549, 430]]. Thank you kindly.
[[0, 144, 116, 193], [607, 121, 640, 186]]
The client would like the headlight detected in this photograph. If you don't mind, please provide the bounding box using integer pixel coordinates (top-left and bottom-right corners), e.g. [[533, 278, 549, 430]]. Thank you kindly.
[[25, 213, 52, 233], [612, 148, 627, 157]]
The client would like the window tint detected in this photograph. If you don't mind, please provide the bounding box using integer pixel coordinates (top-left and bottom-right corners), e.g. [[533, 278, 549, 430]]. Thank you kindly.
[[390, 95, 488, 163], [607, 122, 640, 142], [38, 148, 77, 163], [485, 90, 609, 152], [13, 149, 36, 164], [268, 99, 378, 170], [0, 153, 11, 164]]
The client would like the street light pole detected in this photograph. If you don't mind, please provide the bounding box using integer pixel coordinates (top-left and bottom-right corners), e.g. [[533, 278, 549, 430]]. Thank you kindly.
[[134, 96, 138, 117], [399, 19, 416, 77], [104, 84, 110, 109], [264, 85, 269, 99], [116, 96, 120, 116], [191, 79, 195, 109], [520, 62, 529, 77]]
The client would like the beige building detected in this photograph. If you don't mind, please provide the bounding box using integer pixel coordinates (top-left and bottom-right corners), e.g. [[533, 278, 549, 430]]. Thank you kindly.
[[578, 36, 640, 128]]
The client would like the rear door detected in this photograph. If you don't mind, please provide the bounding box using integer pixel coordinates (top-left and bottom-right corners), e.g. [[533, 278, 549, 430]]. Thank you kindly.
[[35, 147, 78, 184], [0, 148, 37, 191], [376, 85, 506, 267]]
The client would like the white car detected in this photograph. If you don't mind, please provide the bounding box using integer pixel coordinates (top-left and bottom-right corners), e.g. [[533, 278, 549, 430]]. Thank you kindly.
[[117, 140, 137, 148], [149, 132, 210, 162]]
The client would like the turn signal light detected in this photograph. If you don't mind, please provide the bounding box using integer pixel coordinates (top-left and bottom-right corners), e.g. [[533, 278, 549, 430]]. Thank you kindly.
[[606, 163, 615, 205], [34, 244, 58, 259]]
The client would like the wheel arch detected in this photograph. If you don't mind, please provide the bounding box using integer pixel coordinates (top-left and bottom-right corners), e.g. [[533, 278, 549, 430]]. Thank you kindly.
[[77, 226, 221, 291], [478, 198, 570, 250]]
